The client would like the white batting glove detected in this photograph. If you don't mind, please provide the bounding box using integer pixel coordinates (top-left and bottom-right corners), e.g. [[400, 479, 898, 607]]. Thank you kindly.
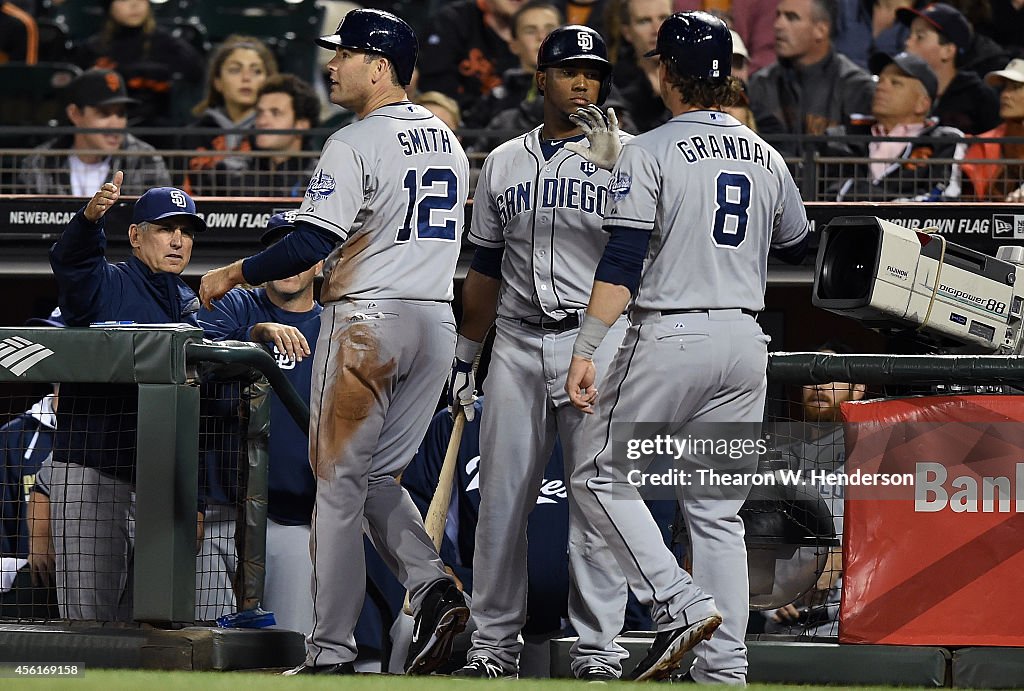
[[448, 359, 477, 422], [565, 105, 622, 171]]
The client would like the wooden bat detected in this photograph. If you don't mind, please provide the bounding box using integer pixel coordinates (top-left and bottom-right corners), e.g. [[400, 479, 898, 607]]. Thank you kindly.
[[403, 407, 467, 615]]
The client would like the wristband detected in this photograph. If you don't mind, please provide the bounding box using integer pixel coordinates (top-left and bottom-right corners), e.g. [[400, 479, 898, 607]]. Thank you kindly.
[[573, 313, 611, 360], [455, 334, 484, 364]]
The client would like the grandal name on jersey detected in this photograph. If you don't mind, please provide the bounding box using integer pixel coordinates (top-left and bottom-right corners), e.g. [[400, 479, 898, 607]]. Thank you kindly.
[[495, 178, 609, 227], [396, 126, 455, 156], [676, 132, 773, 172]]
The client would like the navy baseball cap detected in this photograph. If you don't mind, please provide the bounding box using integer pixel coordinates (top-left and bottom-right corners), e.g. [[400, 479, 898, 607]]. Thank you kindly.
[[132, 187, 207, 233], [259, 210, 298, 246], [25, 307, 65, 328], [870, 51, 939, 102], [896, 3, 971, 55]]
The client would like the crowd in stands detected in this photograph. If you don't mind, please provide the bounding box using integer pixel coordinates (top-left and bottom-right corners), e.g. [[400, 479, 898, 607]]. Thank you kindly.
[[0, 0, 1023, 200]]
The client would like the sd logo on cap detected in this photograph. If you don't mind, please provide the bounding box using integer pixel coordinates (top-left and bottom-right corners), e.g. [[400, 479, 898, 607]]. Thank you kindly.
[[132, 187, 207, 233]]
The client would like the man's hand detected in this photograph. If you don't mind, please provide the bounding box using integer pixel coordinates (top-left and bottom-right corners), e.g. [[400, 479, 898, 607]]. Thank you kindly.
[[199, 260, 245, 309], [83, 170, 124, 223], [251, 322, 311, 362], [565, 106, 622, 171], [566, 355, 598, 413], [448, 359, 477, 421], [771, 603, 801, 623]]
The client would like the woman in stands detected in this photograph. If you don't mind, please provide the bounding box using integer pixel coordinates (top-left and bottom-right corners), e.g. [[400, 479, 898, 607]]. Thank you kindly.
[[181, 35, 279, 195], [963, 58, 1024, 201], [76, 0, 205, 129]]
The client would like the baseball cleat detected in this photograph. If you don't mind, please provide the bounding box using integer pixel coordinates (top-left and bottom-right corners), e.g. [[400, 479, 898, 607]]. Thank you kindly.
[[627, 612, 723, 681], [452, 656, 518, 679], [404, 579, 470, 675], [576, 666, 619, 682], [282, 661, 355, 675]]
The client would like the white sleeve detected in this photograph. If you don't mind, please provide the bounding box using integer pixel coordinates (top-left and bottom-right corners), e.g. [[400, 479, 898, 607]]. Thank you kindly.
[[771, 166, 810, 249], [604, 143, 660, 232]]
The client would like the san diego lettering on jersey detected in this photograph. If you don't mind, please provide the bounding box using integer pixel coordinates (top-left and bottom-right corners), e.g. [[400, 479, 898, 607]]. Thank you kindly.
[[396, 126, 453, 156], [676, 133, 773, 172], [495, 178, 609, 227]]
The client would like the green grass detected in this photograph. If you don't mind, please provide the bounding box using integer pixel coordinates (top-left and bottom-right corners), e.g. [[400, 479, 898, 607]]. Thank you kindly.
[[0, 669, 950, 690]]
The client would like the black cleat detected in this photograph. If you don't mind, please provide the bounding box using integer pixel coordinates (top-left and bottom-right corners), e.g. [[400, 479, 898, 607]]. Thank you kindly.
[[282, 661, 356, 675], [577, 666, 619, 682], [452, 656, 517, 679], [404, 579, 470, 675], [627, 613, 723, 682]]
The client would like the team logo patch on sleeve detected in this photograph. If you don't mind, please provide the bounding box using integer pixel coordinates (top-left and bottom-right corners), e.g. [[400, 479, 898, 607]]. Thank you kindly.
[[609, 173, 632, 201], [305, 169, 336, 202]]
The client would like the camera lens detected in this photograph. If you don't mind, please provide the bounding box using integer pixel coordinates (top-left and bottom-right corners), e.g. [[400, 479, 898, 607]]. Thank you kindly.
[[818, 225, 879, 301]]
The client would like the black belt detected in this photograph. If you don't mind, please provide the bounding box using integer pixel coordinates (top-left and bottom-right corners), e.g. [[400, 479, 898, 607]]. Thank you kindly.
[[519, 313, 581, 332], [661, 308, 758, 318]]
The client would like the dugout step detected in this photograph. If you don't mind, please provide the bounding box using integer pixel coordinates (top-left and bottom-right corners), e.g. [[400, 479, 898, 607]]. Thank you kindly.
[[551, 634, 950, 685], [953, 647, 1024, 689], [0, 623, 305, 670]]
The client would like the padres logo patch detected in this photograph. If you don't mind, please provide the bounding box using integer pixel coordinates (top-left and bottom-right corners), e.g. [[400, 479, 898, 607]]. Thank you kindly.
[[306, 169, 336, 202], [609, 173, 632, 201]]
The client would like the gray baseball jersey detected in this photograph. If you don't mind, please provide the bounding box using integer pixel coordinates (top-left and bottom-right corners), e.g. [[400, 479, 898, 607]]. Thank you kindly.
[[464, 127, 635, 675], [468, 127, 630, 320], [298, 101, 469, 667], [297, 102, 469, 303], [605, 110, 808, 311], [571, 110, 811, 684]]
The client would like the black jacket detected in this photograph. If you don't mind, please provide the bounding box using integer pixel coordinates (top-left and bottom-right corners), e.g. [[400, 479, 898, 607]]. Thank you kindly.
[[823, 117, 967, 201]]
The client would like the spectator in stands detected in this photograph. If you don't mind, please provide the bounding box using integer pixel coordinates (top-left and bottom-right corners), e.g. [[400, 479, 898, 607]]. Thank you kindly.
[[833, 0, 914, 70], [198, 212, 323, 633], [732, 0, 782, 73], [75, 0, 205, 129], [749, 0, 876, 157], [16, 68, 171, 196], [198, 74, 321, 197], [562, 0, 610, 35], [181, 35, 279, 193], [823, 51, 967, 201], [726, 30, 760, 128], [898, 2, 1001, 133], [609, 0, 673, 133], [463, 1, 563, 129], [417, 0, 524, 119], [963, 58, 1024, 200], [768, 341, 865, 638], [416, 90, 462, 132], [0, 1, 37, 63], [988, 0, 1024, 61], [47, 171, 207, 621], [941, 0, 1013, 79]]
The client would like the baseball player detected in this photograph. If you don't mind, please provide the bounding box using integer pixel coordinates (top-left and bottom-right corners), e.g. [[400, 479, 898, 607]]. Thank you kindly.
[[197, 211, 324, 633], [199, 9, 471, 676], [448, 25, 634, 681], [565, 12, 810, 683]]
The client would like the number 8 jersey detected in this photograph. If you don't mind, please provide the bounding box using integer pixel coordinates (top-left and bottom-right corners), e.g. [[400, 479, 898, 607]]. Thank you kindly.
[[296, 102, 470, 303], [605, 110, 809, 312]]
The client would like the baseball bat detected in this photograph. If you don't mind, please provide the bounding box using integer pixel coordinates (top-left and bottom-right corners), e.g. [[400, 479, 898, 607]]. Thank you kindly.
[[403, 408, 467, 615]]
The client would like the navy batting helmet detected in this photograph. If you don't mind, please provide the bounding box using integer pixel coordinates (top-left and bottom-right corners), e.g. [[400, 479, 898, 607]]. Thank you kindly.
[[316, 9, 417, 86], [645, 11, 732, 83], [536, 25, 613, 104]]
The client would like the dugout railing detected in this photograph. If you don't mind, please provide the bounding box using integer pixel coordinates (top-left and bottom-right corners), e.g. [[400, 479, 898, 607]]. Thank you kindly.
[[0, 324, 301, 625], [759, 350, 1024, 640]]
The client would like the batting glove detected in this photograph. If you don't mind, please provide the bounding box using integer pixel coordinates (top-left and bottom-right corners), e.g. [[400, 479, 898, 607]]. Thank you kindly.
[[565, 105, 622, 171], [448, 334, 483, 422]]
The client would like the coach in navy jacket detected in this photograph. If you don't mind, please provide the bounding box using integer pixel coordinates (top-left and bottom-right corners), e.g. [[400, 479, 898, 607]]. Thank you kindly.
[[46, 171, 206, 621]]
